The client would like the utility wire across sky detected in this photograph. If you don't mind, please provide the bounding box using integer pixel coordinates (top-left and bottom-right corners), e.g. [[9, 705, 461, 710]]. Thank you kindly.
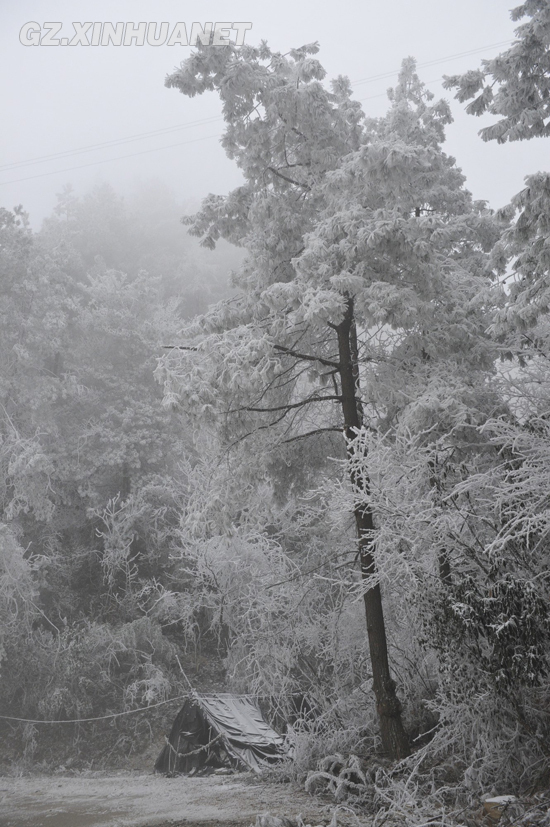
[[0, 39, 511, 187], [0, 115, 223, 172]]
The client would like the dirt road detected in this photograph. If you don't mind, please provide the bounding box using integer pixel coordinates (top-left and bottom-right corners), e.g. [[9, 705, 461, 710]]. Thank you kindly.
[[0, 772, 335, 827]]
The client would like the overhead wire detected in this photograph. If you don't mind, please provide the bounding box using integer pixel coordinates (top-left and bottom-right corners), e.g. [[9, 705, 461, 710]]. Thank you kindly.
[[350, 39, 511, 86], [356, 76, 449, 104], [0, 114, 223, 172], [0, 133, 222, 185], [0, 694, 189, 724], [0, 38, 512, 187]]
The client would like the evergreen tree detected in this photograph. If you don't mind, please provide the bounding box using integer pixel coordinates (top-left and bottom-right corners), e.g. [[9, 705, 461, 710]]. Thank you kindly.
[[444, 0, 550, 143], [160, 44, 500, 758]]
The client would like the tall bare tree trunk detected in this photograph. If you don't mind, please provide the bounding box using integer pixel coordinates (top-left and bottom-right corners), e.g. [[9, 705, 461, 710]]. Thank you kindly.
[[335, 297, 410, 759]]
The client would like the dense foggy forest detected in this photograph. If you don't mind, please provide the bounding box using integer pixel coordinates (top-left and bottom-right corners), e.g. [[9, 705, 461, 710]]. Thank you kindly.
[[2, 1, 550, 822]]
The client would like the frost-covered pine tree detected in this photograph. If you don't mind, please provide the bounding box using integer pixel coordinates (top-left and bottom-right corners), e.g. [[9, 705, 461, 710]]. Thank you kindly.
[[159, 43, 500, 759], [444, 0, 550, 338], [444, 0, 550, 143]]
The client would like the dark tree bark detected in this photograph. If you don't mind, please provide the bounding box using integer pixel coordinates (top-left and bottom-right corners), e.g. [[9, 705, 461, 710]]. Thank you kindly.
[[428, 460, 452, 587], [335, 296, 410, 759], [438, 551, 452, 585]]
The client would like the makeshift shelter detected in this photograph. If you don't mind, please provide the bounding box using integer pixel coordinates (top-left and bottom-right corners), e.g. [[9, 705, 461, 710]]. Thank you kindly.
[[155, 694, 287, 774]]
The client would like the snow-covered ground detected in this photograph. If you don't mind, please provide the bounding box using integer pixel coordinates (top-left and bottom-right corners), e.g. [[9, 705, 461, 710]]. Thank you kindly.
[[0, 771, 334, 827]]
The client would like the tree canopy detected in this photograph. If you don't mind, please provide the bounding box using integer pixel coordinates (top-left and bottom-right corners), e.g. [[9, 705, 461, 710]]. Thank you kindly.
[[159, 43, 506, 759], [444, 0, 550, 143], [2, 26, 550, 810]]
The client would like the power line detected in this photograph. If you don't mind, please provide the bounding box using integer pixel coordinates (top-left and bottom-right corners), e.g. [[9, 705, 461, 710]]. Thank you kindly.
[[350, 40, 512, 86], [0, 133, 221, 186], [356, 76, 450, 104], [0, 39, 512, 187], [0, 115, 223, 172]]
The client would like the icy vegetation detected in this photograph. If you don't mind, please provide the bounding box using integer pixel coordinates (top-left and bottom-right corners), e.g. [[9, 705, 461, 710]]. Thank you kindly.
[[2, 4, 550, 825]]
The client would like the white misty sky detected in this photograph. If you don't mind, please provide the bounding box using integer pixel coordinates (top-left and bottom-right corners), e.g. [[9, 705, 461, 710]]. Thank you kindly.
[[1, 0, 548, 227]]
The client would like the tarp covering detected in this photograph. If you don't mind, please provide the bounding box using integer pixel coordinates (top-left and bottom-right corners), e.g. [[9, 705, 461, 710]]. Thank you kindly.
[[155, 694, 287, 775], [200, 694, 286, 772]]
